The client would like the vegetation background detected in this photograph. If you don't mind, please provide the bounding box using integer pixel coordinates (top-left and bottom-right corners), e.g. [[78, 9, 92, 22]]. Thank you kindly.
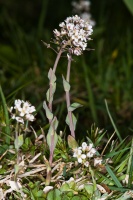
[[0, 0, 133, 138]]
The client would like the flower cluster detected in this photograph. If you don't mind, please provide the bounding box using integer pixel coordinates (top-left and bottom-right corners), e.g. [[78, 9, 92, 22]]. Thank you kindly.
[[72, 0, 95, 26], [53, 15, 93, 56], [10, 99, 36, 124], [73, 142, 102, 167]]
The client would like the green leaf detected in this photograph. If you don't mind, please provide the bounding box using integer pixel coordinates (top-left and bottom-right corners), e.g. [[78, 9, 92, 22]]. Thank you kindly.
[[14, 164, 19, 175], [48, 68, 56, 85], [66, 113, 77, 131], [47, 130, 58, 150], [71, 196, 81, 200], [105, 100, 122, 142], [68, 102, 83, 112], [43, 101, 53, 120], [105, 164, 122, 188], [46, 89, 50, 102], [52, 117, 59, 131], [47, 117, 59, 151], [68, 135, 78, 149], [36, 190, 44, 197], [0, 85, 11, 144], [14, 134, 24, 150], [60, 183, 76, 193], [47, 189, 61, 200], [105, 147, 129, 159], [62, 75, 70, 92], [123, 0, 133, 15], [84, 184, 94, 195], [46, 82, 56, 103]]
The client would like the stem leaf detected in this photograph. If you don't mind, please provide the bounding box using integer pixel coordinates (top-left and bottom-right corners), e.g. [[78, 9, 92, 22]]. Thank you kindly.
[[48, 68, 56, 85], [14, 134, 24, 151], [62, 75, 70, 92], [47, 117, 59, 150], [68, 135, 78, 149], [68, 102, 83, 111], [47, 130, 58, 150], [43, 101, 53, 120], [66, 113, 77, 131]]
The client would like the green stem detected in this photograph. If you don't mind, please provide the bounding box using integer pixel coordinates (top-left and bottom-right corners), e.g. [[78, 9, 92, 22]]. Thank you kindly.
[[48, 49, 63, 113], [65, 55, 75, 138], [15, 122, 19, 165], [44, 156, 51, 185]]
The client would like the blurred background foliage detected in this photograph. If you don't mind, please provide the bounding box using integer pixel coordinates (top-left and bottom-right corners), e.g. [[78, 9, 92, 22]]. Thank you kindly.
[[0, 0, 133, 137]]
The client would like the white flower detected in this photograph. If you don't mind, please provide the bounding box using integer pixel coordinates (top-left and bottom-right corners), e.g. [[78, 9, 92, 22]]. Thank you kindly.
[[15, 117, 24, 124], [82, 142, 87, 151], [61, 29, 67, 35], [11, 114, 16, 119], [73, 147, 82, 158], [10, 106, 14, 112], [53, 15, 93, 56], [10, 99, 36, 123], [25, 114, 35, 121], [86, 143, 93, 151], [72, 0, 91, 12], [73, 147, 87, 163], [53, 29, 60, 36], [14, 99, 23, 109], [72, 0, 96, 26], [87, 147, 96, 158], [59, 22, 65, 27], [94, 157, 103, 166], [84, 161, 89, 167], [77, 153, 86, 163], [80, 13, 96, 26]]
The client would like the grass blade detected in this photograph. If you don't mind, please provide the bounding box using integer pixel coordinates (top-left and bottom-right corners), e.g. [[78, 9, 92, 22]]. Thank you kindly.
[[82, 56, 98, 124], [0, 85, 10, 144], [105, 99, 122, 142], [123, 0, 133, 15], [105, 164, 122, 188]]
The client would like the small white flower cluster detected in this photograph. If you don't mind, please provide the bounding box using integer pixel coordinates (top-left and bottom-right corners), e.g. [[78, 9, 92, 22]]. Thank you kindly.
[[73, 142, 103, 167], [10, 99, 36, 124], [53, 15, 93, 56], [73, 142, 96, 166], [72, 0, 95, 26]]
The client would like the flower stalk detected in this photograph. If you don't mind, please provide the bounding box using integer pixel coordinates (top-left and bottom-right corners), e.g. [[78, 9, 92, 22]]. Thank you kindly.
[[48, 48, 63, 113], [65, 54, 75, 138]]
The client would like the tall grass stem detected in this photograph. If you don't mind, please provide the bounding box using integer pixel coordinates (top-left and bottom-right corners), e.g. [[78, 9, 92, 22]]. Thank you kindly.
[[82, 57, 98, 124]]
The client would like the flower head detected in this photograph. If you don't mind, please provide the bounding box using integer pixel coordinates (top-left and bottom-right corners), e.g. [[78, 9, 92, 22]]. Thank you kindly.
[[72, 0, 96, 26], [73, 142, 97, 166], [10, 99, 36, 124], [53, 15, 93, 56]]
